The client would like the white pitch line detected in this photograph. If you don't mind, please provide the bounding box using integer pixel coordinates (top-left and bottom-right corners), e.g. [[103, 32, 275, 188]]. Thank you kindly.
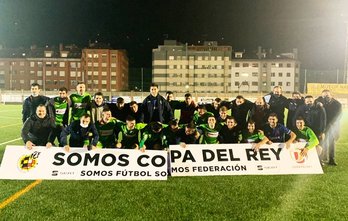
[[0, 123, 22, 129], [0, 138, 22, 146]]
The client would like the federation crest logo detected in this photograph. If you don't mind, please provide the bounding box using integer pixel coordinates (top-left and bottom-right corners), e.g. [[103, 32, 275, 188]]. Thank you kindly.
[[290, 148, 307, 164], [18, 151, 41, 171]]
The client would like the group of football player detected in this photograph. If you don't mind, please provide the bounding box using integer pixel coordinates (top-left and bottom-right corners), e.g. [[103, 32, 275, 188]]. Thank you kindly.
[[21, 82, 342, 166]]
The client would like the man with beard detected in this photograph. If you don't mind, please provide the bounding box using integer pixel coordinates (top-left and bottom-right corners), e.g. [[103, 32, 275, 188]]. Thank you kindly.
[[177, 122, 200, 147], [315, 90, 342, 165], [206, 98, 222, 118], [21, 105, 56, 149], [115, 115, 141, 149], [249, 97, 271, 130], [48, 87, 70, 146], [286, 91, 304, 131], [95, 108, 119, 148], [140, 83, 173, 124], [263, 113, 296, 149], [294, 95, 326, 146], [90, 92, 109, 123], [22, 83, 50, 123], [229, 95, 254, 131], [264, 86, 289, 125]]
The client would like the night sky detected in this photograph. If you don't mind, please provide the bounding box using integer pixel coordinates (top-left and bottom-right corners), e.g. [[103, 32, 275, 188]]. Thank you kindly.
[[0, 0, 347, 69]]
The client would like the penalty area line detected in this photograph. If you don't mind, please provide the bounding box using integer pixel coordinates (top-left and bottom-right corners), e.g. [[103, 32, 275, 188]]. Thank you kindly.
[[0, 180, 42, 210], [0, 138, 22, 146]]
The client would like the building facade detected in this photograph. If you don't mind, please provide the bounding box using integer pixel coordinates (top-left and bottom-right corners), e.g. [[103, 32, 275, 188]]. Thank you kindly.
[[152, 41, 300, 94], [0, 44, 128, 92], [153, 40, 232, 93], [231, 47, 300, 93]]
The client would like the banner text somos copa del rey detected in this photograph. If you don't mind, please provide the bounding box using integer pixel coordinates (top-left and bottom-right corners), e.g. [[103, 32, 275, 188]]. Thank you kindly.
[[0, 143, 323, 180]]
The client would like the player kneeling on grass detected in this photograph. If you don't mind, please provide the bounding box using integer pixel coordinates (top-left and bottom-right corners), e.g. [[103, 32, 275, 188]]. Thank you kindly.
[[95, 108, 119, 148], [115, 115, 141, 149], [219, 116, 241, 144], [242, 120, 269, 152], [197, 116, 222, 144], [177, 121, 200, 148], [60, 114, 99, 152], [293, 117, 322, 157], [21, 104, 56, 149], [162, 119, 181, 146], [139, 122, 167, 151], [263, 113, 296, 149]]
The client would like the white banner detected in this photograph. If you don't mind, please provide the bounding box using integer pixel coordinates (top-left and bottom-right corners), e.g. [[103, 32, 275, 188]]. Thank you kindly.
[[0, 146, 168, 180], [169, 143, 323, 176]]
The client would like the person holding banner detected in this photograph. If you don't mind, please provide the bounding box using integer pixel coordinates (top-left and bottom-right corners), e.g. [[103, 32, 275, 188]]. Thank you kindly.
[[263, 113, 296, 149], [177, 122, 200, 147], [61, 114, 99, 152], [95, 108, 119, 148], [139, 122, 167, 151], [115, 115, 141, 149], [293, 117, 321, 157], [21, 104, 56, 149], [242, 120, 269, 152], [162, 119, 181, 146], [197, 116, 222, 144]]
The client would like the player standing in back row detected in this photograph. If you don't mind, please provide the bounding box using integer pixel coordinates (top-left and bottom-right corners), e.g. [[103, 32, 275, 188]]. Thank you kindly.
[[70, 82, 92, 122]]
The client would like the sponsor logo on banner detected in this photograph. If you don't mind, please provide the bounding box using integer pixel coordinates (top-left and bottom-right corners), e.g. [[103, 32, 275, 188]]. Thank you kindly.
[[18, 151, 41, 172], [290, 148, 307, 164], [169, 143, 323, 176], [0, 146, 168, 180]]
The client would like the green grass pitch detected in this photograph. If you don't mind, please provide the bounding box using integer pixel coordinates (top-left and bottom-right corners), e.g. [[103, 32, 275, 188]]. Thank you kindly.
[[0, 104, 348, 220]]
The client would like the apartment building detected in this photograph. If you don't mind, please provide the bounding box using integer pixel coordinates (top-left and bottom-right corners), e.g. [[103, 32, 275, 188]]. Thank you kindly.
[[152, 40, 232, 93], [231, 47, 300, 93], [152, 41, 300, 94], [0, 44, 128, 92]]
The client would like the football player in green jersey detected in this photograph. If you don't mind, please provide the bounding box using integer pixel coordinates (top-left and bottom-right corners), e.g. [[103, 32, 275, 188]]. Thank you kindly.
[[70, 82, 91, 122], [197, 116, 222, 144], [95, 108, 118, 148], [242, 120, 269, 152], [116, 115, 141, 149], [48, 87, 70, 146]]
